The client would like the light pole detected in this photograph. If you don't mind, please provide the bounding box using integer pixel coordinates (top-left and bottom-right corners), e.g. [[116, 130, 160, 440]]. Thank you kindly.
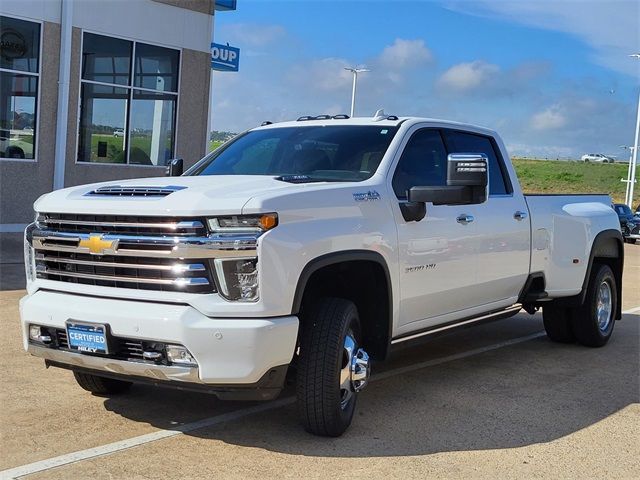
[[627, 54, 640, 208], [621, 145, 636, 205], [344, 67, 370, 117]]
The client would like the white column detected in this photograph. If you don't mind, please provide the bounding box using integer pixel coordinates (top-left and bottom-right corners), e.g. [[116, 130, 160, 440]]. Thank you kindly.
[[628, 90, 640, 208], [53, 0, 73, 190]]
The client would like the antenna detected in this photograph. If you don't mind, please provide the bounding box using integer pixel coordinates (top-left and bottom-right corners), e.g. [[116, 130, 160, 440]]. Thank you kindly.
[[373, 109, 387, 121]]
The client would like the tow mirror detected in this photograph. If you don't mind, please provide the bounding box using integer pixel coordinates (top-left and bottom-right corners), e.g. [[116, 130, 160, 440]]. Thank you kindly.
[[166, 158, 183, 177], [401, 153, 488, 222], [408, 153, 488, 206]]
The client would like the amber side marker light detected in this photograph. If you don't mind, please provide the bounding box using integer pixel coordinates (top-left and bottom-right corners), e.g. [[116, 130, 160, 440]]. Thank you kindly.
[[260, 213, 278, 230]]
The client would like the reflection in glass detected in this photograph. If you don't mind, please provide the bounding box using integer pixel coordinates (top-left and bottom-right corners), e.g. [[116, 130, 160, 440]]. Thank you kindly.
[[129, 90, 176, 166], [77, 84, 128, 163], [0, 72, 37, 159], [134, 43, 179, 93], [0, 16, 40, 73], [82, 33, 131, 86]]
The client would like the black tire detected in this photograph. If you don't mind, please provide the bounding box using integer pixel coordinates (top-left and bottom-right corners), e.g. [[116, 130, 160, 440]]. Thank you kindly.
[[296, 297, 364, 437], [6, 146, 25, 159], [542, 304, 575, 343], [73, 371, 133, 395], [570, 263, 617, 347]]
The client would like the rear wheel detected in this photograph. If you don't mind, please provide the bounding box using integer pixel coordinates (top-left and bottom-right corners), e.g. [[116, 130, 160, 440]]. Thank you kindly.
[[570, 264, 617, 347], [543, 305, 575, 343], [73, 371, 132, 395], [296, 297, 370, 437]]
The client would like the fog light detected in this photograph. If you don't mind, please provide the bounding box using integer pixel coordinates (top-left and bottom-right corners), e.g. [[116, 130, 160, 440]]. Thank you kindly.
[[29, 325, 51, 344], [166, 345, 196, 366], [29, 325, 41, 340]]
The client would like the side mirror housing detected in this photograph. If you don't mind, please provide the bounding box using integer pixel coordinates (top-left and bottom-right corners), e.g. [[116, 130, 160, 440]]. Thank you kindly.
[[407, 153, 488, 206], [166, 158, 183, 177]]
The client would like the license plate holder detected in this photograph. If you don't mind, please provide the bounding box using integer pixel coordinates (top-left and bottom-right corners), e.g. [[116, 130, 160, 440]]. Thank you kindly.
[[66, 322, 109, 354]]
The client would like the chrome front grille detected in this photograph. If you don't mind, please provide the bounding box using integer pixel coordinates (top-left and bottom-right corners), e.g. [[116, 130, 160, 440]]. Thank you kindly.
[[39, 213, 206, 237], [30, 213, 234, 294], [29, 213, 260, 295], [36, 251, 214, 293]]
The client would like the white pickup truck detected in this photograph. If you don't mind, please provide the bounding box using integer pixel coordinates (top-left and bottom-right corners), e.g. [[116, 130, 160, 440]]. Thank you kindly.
[[21, 113, 624, 436]]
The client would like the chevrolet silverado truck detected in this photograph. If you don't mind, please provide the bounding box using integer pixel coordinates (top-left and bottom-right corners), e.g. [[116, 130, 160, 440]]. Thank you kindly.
[[21, 113, 624, 436]]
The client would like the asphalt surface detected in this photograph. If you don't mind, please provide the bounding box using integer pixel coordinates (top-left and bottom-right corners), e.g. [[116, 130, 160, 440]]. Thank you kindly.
[[0, 244, 638, 479]]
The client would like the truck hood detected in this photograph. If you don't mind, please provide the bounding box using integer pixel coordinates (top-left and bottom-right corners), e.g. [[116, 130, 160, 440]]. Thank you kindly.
[[34, 175, 306, 216]]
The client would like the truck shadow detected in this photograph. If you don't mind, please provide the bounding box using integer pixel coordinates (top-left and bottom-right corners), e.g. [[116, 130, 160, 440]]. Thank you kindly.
[[102, 315, 639, 458]]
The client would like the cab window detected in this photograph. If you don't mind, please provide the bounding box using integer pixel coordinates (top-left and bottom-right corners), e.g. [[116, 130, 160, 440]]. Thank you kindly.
[[392, 129, 448, 200]]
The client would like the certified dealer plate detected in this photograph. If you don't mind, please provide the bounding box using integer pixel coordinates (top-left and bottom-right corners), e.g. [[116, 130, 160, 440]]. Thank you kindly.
[[66, 322, 109, 354]]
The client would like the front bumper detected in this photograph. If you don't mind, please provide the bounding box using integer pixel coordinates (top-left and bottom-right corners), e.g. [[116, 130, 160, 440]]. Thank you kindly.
[[20, 290, 298, 397]]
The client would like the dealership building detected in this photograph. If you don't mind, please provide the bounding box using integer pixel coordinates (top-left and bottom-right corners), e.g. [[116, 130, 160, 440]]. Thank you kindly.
[[0, 0, 234, 230]]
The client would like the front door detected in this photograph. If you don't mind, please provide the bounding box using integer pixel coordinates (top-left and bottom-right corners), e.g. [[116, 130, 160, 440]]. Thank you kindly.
[[390, 127, 485, 332]]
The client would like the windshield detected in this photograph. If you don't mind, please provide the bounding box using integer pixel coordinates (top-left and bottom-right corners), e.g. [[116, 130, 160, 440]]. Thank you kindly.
[[187, 125, 399, 182]]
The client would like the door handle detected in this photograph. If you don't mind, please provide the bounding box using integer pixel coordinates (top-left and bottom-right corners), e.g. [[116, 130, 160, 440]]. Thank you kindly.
[[456, 214, 474, 224], [514, 211, 528, 221]]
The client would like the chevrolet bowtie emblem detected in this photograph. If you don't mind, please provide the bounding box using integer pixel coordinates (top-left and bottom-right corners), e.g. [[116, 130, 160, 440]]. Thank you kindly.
[[78, 235, 118, 255]]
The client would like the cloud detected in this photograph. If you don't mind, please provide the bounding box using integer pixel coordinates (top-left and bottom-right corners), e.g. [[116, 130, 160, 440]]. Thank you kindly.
[[377, 39, 433, 69], [208, 12, 636, 158], [437, 60, 500, 92], [445, 1, 639, 76], [216, 23, 286, 48], [287, 57, 353, 92], [530, 105, 568, 130]]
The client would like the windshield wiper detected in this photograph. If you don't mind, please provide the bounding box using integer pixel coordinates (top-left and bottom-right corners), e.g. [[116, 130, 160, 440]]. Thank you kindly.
[[275, 175, 353, 184]]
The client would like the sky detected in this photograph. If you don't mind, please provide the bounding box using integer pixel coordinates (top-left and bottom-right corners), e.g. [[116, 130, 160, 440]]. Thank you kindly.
[[210, 0, 640, 159]]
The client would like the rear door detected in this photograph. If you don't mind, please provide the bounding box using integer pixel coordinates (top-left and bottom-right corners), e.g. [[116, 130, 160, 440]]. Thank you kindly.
[[442, 129, 530, 305]]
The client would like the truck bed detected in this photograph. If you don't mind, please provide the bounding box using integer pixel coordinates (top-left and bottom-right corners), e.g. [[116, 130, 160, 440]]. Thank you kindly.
[[524, 194, 618, 298]]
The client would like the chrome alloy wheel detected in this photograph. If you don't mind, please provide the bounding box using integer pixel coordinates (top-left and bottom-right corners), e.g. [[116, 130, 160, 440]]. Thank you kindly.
[[596, 280, 613, 332], [339, 332, 370, 409]]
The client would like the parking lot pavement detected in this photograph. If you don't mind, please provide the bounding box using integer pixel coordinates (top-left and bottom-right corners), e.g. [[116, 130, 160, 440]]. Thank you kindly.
[[1, 245, 638, 479], [0, 233, 25, 292]]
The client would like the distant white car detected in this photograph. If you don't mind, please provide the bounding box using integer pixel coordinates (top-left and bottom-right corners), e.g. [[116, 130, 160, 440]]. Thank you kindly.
[[581, 153, 615, 163], [113, 129, 125, 138]]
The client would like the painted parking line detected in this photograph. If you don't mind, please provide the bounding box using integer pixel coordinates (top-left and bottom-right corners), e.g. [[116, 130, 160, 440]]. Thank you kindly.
[[2, 307, 639, 480]]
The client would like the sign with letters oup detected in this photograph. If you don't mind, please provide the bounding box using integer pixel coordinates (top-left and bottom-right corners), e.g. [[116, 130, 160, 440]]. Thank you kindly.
[[211, 43, 240, 72]]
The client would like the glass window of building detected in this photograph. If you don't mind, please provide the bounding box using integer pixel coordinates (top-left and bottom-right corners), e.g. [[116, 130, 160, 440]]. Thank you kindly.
[[0, 16, 41, 160], [77, 33, 179, 166]]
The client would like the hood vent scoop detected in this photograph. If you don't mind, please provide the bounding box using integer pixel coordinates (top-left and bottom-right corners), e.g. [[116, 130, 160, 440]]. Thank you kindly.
[[86, 185, 186, 197]]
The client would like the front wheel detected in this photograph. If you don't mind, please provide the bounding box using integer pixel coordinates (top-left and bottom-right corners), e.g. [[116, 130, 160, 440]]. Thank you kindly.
[[296, 298, 370, 437], [570, 263, 617, 347]]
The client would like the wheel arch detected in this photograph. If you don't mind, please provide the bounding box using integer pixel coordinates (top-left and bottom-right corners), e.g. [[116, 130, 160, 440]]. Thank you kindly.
[[554, 229, 624, 319], [292, 250, 393, 360]]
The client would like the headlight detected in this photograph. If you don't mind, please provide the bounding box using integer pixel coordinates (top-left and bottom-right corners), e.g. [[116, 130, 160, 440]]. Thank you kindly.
[[213, 257, 259, 301], [207, 213, 277, 233], [24, 225, 36, 283]]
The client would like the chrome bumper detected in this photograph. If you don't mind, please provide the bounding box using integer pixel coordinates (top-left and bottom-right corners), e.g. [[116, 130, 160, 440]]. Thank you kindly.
[[28, 344, 201, 383]]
